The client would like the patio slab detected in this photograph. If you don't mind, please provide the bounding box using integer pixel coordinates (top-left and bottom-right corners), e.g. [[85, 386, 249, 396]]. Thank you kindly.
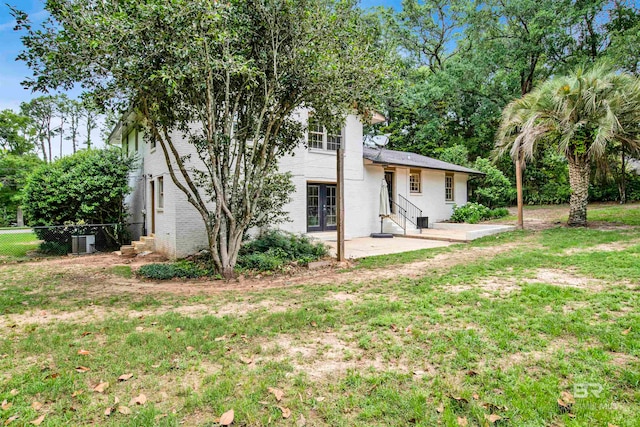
[[405, 223, 516, 242], [320, 235, 452, 259]]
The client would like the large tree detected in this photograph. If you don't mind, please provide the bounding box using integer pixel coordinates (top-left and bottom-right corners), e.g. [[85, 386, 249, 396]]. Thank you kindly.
[[495, 65, 640, 226], [13, 0, 391, 278]]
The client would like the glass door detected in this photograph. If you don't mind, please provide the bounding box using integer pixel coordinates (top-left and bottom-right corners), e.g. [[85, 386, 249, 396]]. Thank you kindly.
[[307, 183, 337, 232]]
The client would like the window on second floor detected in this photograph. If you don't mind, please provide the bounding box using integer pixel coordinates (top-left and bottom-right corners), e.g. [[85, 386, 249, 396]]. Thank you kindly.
[[307, 116, 342, 151]]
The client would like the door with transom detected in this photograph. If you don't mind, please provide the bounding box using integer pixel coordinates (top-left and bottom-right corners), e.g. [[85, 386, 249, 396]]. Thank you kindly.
[[307, 183, 337, 232]]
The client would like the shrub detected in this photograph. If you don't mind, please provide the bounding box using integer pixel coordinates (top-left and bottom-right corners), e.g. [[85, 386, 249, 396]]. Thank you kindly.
[[450, 202, 509, 223], [237, 230, 328, 271], [137, 261, 210, 280], [22, 148, 135, 226], [38, 241, 71, 255]]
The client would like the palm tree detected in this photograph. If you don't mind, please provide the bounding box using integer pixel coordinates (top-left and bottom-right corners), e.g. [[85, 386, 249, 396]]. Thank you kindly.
[[495, 64, 640, 226]]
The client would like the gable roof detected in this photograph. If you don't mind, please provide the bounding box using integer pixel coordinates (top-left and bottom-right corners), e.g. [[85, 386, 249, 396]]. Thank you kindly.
[[363, 147, 483, 175]]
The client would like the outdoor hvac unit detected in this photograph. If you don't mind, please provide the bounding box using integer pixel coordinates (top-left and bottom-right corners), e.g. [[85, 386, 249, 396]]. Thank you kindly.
[[417, 216, 429, 229], [71, 235, 96, 254]]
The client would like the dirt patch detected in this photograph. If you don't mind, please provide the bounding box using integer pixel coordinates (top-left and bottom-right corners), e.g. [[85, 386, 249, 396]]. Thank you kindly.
[[564, 240, 640, 255], [0, 300, 293, 329], [481, 337, 584, 371], [254, 332, 435, 380], [444, 278, 521, 297], [608, 352, 639, 367], [526, 268, 608, 291]]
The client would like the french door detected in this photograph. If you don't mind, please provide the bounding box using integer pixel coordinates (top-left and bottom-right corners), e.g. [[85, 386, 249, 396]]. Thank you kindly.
[[307, 183, 337, 232]]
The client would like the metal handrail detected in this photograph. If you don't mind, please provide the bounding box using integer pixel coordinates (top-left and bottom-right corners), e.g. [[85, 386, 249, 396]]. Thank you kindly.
[[396, 194, 423, 228]]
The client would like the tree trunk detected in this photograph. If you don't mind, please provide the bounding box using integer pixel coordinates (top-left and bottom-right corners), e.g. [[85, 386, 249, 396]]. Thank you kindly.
[[567, 155, 591, 227]]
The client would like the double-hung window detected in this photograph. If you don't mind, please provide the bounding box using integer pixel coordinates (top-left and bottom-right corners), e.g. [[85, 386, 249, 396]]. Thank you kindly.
[[307, 116, 342, 151], [409, 170, 421, 193], [445, 173, 454, 201]]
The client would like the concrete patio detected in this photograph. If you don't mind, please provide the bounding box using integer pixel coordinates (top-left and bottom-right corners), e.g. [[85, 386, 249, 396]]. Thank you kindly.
[[314, 234, 453, 259]]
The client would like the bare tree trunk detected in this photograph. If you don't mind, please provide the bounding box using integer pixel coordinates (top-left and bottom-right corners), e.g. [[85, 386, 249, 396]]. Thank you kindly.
[[567, 155, 591, 227], [620, 149, 626, 204]]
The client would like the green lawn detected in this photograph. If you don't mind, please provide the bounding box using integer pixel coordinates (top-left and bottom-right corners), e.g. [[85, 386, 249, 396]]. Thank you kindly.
[[0, 232, 40, 258], [0, 207, 639, 426]]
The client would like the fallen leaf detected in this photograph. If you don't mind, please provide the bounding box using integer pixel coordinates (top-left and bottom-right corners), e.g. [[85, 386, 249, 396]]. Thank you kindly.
[[278, 406, 291, 419], [297, 414, 306, 426], [31, 401, 43, 411], [240, 356, 253, 365], [118, 373, 134, 382], [9, 390, 17, 396], [77, 349, 91, 356], [118, 406, 132, 415], [311, 321, 318, 327], [472, 393, 479, 400], [316, 396, 325, 402], [135, 326, 144, 332], [93, 382, 109, 393], [45, 373, 59, 380], [104, 406, 113, 416], [457, 416, 468, 426], [81, 331, 92, 336], [175, 328, 182, 332], [219, 409, 234, 426], [71, 390, 83, 397], [390, 324, 398, 332], [268, 387, 284, 402], [1, 400, 11, 410], [561, 391, 575, 404], [214, 335, 227, 341], [622, 327, 631, 335], [436, 403, 444, 413], [186, 346, 195, 352], [75, 366, 91, 373], [130, 394, 147, 406], [4, 415, 19, 425], [466, 370, 478, 377], [484, 413, 502, 423], [30, 415, 45, 426]]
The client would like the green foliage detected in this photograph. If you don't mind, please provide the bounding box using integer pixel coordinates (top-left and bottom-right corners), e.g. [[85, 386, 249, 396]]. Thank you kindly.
[[438, 144, 470, 167], [137, 261, 211, 280], [470, 157, 515, 208], [0, 152, 43, 226], [38, 241, 70, 255], [22, 148, 135, 226], [450, 202, 509, 224], [0, 109, 35, 155], [237, 230, 328, 271]]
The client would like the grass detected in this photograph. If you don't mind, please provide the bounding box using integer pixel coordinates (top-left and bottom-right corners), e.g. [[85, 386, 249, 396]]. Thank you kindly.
[[0, 232, 40, 259], [1, 205, 640, 425]]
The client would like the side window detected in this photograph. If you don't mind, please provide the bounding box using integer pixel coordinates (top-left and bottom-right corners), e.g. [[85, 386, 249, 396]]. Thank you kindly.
[[410, 170, 421, 193], [157, 177, 164, 209], [445, 173, 454, 201]]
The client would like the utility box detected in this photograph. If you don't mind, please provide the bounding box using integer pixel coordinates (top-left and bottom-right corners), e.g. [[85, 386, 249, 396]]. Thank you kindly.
[[417, 216, 429, 229], [71, 235, 96, 254]]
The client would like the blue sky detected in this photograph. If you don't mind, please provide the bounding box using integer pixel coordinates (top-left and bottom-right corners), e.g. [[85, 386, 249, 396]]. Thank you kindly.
[[0, 1, 401, 113]]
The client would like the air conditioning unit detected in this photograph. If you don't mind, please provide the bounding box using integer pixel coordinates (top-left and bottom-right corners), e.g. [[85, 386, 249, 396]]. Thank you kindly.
[[71, 235, 96, 254]]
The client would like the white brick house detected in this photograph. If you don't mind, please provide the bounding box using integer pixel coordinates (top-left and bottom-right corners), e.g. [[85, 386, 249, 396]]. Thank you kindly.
[[109, 111, 480, 258]]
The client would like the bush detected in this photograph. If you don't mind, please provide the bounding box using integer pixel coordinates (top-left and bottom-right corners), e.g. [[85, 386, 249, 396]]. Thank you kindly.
[[22, 148, 135, 226], [137, 261, 211, 280], [38, 241, 71, 255], [237, 230, 328, 271], [450, 202, 509, 224]]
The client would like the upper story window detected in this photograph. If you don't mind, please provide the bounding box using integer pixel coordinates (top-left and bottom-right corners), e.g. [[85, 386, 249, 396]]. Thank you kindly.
[[308, 116, 342, 151], [445, 173, 454, 201], [409, 169, 421, 193]]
